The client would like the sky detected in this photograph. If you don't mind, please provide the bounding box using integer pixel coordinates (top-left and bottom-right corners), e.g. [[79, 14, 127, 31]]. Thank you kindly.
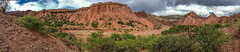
[[7, 0, 240, 17]]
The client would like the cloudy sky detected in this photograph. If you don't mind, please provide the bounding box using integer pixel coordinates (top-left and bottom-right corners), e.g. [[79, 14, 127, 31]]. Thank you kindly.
[[7, 0, 240, 17]]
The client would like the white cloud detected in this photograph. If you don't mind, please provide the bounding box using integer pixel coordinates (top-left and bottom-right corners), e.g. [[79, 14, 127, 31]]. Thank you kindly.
[[152, 4, 240, 17], [8, 0, 240, 17], [9, 0, 92, 11], [57, 0, 92, 9], [9, 1, 43, 11]]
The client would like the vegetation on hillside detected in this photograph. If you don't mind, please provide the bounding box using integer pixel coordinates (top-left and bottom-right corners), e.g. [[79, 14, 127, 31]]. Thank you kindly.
[[18, 16, 45, 33], [18, 16, 85, 51], [84, 26, 229, 52], [18, 15, 230, 52]]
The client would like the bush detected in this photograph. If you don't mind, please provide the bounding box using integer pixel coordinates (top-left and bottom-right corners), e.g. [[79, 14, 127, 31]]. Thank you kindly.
[[116, 39, 139, 52], [43, 26, 58, 34], [91, 22, 98, 28], [225, 23, 232, 27], [154, 25, 162, 30], [146, 35, 195, 52], [161, 25, 194, 35], [51, 32, 76, 45], [110, 33, 123, 41], [68, 21, 76, 25], [52, 20, 65, 27], [137, 35, 158, 49], [87, 31, 116, 52], [51, 32, 84, 51], [117, 21, 125, 25], [213, 23, 223, 28], [77, 23, 84, 26], [191, 25, 229, 52], [19, 16, 44, 33], [89, 31, 103, 38], [107, 22, 112, 25], [113, 28, 116, 31], [43, 18, 52, 26], [126, 22, 135, 27], [122, 33, 136, 40], [88, 37, 116, 52]]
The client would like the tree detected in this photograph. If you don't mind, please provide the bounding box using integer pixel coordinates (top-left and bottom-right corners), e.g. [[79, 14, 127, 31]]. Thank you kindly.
[[0, 0, 9, 13]]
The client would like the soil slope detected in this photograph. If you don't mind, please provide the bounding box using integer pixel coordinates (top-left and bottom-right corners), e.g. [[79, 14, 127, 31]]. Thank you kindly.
[[0, 13, 76, 51]]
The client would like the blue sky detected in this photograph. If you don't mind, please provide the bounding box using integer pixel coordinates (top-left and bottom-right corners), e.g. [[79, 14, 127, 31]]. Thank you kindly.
[[8, 0, 240, 17]]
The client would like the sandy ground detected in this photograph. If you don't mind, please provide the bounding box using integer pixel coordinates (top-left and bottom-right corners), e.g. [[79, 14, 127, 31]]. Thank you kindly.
[[63, 26, 171, 42]]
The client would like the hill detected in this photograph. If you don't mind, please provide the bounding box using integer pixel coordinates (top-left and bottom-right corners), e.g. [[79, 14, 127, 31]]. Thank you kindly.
[[0, 11, 77, 52]]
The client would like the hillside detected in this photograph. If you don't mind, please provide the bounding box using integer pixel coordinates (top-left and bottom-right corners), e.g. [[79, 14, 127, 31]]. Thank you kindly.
[[0, 12, 77, 51], [26, 2, 154, 29], [3, 2, 240, 52]]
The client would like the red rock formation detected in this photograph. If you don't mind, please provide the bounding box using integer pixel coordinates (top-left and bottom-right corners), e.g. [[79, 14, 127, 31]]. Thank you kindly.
[[29, 2, 154, 28], [228, 13, 240, 23], [175, 12, 236, 25], [135, 11, 164, 26], [203, 13, 219, 24], [185, 11, 203, 19], [175, 11, 203, 25], [218, 16, 229, 24]]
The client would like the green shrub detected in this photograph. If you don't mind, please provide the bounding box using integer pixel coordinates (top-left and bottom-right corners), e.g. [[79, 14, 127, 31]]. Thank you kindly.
[[213, 23, 223, 28], [43, 18, 52, 26], [19, 16, 44, 33], [77, 23, 84, 26], [107, 22, 112, 25], [87, 37, 116, 52], [172, 24, 176, 27], [51, 32, 76, 45], [154, 25, 162, 30], [68, 21, 76, 25], [117, 21, 125, 25], [110, 33, 123, 41], [137, 35, 158, 49], [52, 20, 65, 27], [234, 19, 238, 22], [116, 39, 139, 52], [146, 35, 195, 52], [191, 25, 229, 52], [225, 23, 232, 27], [113, 28, 116, 31], [43, 26, 58, 34], [51, 32, 84, 51], [126, 22, 135, 27], [91, 22, 98, 28], [122, 33, 136, 40], [89, 31, 103, 38], [87, 31, 116, 52], [108, 18, 112, 21], [161, 25, 194, 35]]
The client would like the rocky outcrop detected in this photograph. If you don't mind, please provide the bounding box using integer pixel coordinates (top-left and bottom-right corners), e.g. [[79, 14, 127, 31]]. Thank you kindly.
[[174, 12, 239, 25], [29, 2, 154, 28], [227, 13, 240, 23], [135, 11, 165, 26], [203, 13, 219, 24], [175, 11, 203, 25]]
